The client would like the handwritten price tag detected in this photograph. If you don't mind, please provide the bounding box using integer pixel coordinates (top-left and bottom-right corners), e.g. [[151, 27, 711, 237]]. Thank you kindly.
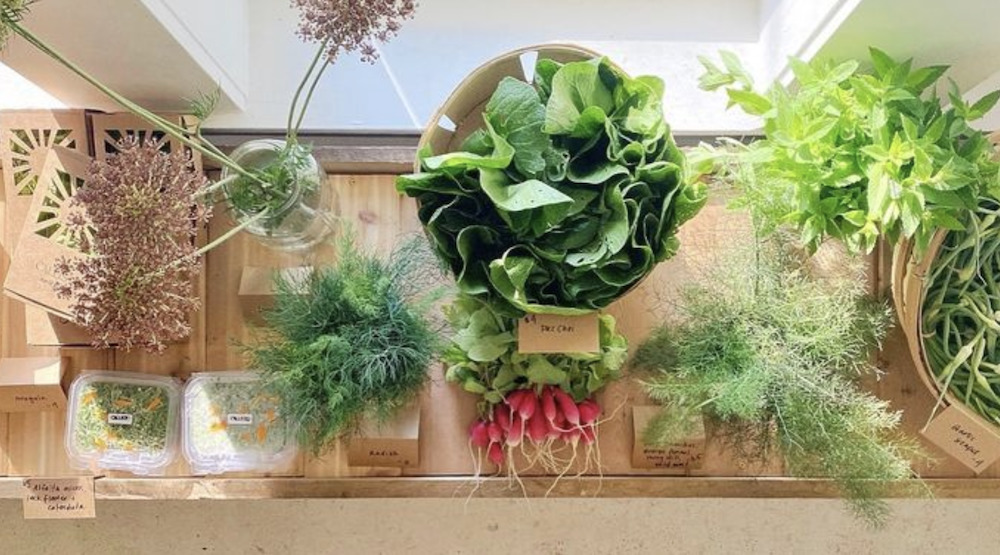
[[517, 313, 600, 354], [22, 477, 96, 519], [631, 406, 706, 473], [922, 405, 1000, 474]]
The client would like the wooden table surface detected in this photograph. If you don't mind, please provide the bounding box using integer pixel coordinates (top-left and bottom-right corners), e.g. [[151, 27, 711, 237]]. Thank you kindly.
[[1, 171, 997, 499]]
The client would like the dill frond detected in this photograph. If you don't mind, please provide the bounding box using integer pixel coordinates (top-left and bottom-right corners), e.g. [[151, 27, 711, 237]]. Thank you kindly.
[[246, 234, 447, 453]]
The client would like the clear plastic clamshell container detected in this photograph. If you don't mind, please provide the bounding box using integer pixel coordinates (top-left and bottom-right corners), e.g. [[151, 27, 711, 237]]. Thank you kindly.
[[182, 372, 297, 475], [65, 371, 181, 476]]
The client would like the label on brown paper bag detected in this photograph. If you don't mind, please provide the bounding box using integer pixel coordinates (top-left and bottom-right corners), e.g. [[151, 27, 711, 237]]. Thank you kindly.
[[348, 404, 420, 467], [22, 477, 96, 519], [518, 313, 599, 354], [922, 405, 1000, 473], [632, 406, 705, 473], [0, 357, 67, 412]]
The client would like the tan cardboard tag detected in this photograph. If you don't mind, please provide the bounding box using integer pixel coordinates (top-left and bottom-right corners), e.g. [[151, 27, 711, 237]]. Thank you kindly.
[[22, 477, 96, 519], [0, 357, 67, 412], [347, 404, 420, 467], [517, 313, 600, 354], [632, 406, 706, 473], [239, 266, 311, 324], [922, 405, 1000, 474]]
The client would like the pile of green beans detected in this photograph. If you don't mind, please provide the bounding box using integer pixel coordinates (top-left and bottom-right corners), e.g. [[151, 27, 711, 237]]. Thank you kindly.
[[922, 200, 1000, 425]]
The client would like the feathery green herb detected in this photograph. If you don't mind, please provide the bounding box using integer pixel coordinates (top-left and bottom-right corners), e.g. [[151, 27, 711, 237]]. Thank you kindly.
[[246, 236, 445, 452], [634, 235, 923, 526]]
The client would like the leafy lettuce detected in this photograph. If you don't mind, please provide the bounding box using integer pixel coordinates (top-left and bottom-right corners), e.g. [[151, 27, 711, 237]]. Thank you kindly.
[[397, 56, 706, 315]]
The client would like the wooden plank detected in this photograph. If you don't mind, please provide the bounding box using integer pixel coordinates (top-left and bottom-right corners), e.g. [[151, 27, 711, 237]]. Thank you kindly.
[[0, 476, 997, 501]]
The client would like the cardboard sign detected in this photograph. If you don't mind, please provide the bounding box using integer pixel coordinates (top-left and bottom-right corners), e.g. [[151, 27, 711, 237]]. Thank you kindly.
[[25, 305, 93, 347], [631, 406, 706, 473], [238, 266, 311, 324], [3, 147, 92, 321], [922, 405, 1000, 474], [348, 404, 420, 467], [22, 477, 96, 519], [0, 357, 66, 412], [517, 313, 600, 354]]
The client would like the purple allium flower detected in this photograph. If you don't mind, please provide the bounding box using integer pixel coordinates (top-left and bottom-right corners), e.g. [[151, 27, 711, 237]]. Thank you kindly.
[[291, 0, 417, 63], [54, 138, 211, 353]]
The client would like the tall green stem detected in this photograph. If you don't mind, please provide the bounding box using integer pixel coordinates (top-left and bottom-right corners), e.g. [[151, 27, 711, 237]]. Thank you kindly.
[[294, 59, 331, 135], [287, 40, 330, 141]]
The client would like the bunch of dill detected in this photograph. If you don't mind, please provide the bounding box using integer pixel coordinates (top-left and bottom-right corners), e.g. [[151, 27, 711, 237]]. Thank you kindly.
[[634, 235, 923, 526], [246, 234, 446, 452]]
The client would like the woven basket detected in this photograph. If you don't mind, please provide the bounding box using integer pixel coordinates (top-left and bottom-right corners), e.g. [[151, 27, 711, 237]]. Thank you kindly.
[[416, 43, 609, 172], [891, 225, 1000, 443]]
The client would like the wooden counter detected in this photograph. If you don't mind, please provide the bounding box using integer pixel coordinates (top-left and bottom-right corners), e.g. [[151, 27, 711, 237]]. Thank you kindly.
[[1, 172, 998, 498]]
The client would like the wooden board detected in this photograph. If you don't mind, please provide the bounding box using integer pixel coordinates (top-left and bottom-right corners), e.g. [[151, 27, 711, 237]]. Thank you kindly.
[[2, 171, 1000, 495]]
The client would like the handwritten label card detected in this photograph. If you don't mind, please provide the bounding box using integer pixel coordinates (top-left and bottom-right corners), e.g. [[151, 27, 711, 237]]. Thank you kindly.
[[922, 405, 1000, 474], [22, 477, 96, 519], [518, 313, 600, 354], [631, 406, 706, 473]]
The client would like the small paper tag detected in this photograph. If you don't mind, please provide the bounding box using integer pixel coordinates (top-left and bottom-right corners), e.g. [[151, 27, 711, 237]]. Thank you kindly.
[[348, 438, 419, 467], [227, 414, 254, 426], [517, 313, 600, 354], [107, 413, 133, 426], [632, 406, 706, 473], [22, 477, 96, 519], [922, 405, 1000, 474]]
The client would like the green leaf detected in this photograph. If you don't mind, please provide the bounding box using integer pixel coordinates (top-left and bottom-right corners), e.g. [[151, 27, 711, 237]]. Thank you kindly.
[[906, 65, 949, 93], [969, 90, 1000, 120], [869, 47, 897, 78], [485, 77, 551, 177], [726, 89, 772, 116], [543, 58, 614, 136], [525, 357, 568, 385], [479, 168, 574, 213]]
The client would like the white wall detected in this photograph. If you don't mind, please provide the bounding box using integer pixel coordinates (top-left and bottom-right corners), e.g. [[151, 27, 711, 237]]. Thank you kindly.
[[0, 63, 64, 109]]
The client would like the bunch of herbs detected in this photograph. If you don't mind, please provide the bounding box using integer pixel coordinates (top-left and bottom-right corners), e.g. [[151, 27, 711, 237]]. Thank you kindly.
[[245, 235, 445, 452]]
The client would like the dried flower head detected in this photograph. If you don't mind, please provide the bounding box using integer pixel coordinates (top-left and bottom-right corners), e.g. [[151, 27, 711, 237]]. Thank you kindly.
[[0, 0, 34, 49], [291, 0, 417, 63], [54, 138, 211, 353]]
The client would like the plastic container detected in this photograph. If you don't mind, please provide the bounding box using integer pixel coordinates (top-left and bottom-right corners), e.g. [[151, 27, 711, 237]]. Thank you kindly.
[[182, 372, 297, 475], [65, 371, 181, 476]]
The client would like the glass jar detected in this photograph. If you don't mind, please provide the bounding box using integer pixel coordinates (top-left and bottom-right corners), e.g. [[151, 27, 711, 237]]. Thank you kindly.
[[221, 139, 336, 251]]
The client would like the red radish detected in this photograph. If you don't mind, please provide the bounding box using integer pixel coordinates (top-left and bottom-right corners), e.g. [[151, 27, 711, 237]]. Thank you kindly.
[[493, 404, 511, 431], [578, 399, 601, 425], [506, 389, 528, 413], [469, 420, 489, 448], [541, 387, 557, 422], [507, 415, 524, 447], [527, 412, 548, 443], [488, 442, 504, 466], [554, 410, 567, 428], [581, 425, 596, 445], [518, 390, 538, 420], [553, 389, 580, 426], [487, 421, 503, 444], [562, 427, 582, 444]]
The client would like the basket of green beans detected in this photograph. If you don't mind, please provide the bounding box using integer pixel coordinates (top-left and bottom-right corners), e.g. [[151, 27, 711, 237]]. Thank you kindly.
[[893, 199, 1000, 432]]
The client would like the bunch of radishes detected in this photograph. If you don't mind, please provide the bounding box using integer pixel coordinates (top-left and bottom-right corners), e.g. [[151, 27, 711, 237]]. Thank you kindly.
[[469, 385, 602, 466]]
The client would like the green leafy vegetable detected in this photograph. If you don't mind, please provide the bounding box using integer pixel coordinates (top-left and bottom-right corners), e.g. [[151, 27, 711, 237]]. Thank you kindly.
[[444, 294, 627, 409], [398, 56, 706, 315], [634, 235, 923, 526], [697, 48, 1000, 254], [246, 236, 445, 453]]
